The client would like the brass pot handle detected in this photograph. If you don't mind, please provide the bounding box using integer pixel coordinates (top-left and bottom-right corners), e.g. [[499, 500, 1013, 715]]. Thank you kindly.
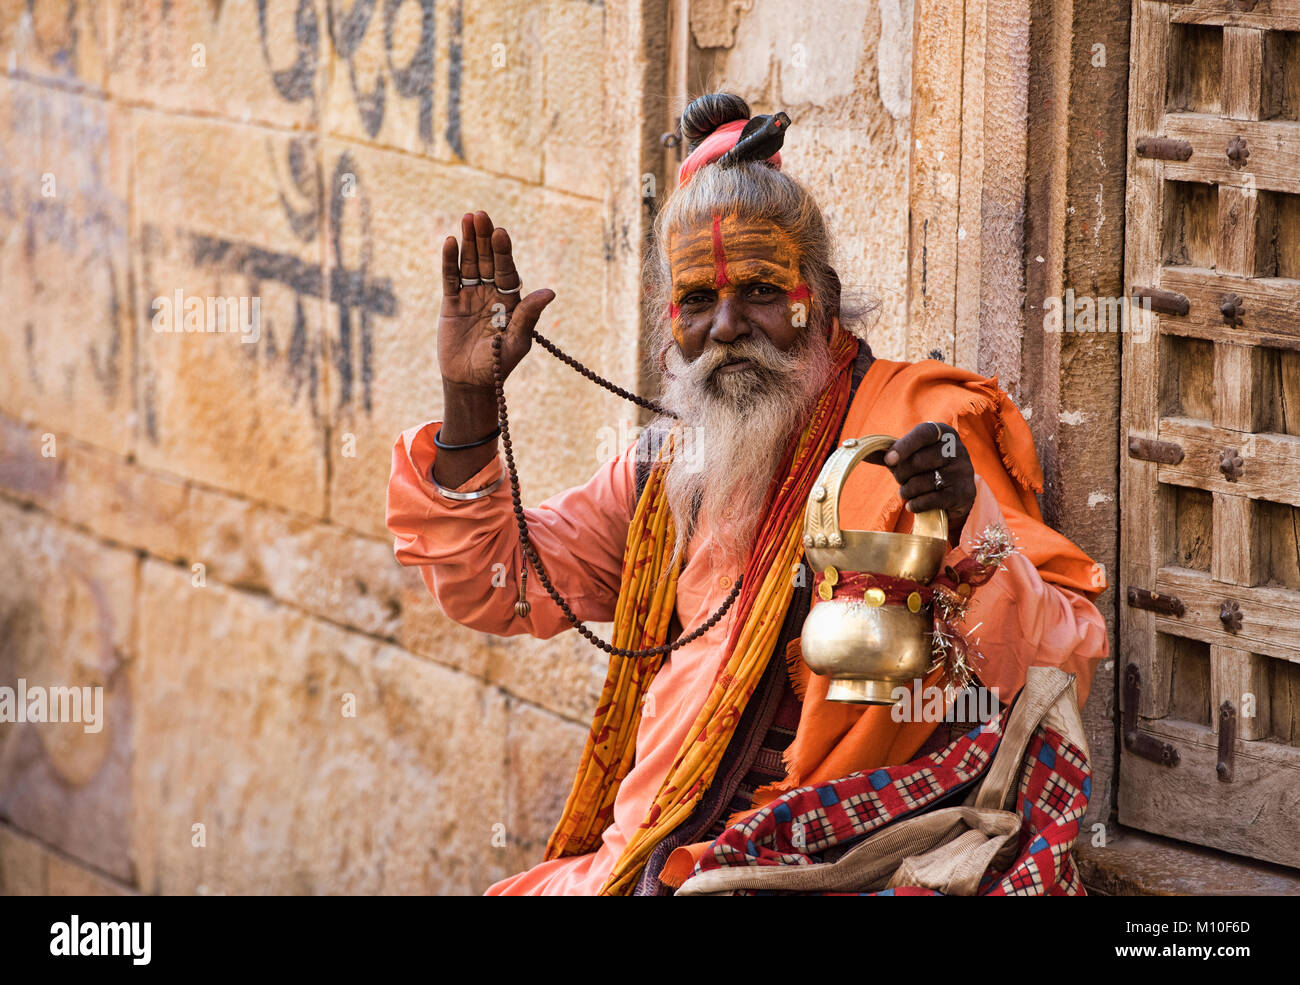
[[802, 434, 949, 548]]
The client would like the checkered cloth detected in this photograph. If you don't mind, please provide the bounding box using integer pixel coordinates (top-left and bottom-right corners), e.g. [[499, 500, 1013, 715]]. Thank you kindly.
[[688, 702, 1091, 896]]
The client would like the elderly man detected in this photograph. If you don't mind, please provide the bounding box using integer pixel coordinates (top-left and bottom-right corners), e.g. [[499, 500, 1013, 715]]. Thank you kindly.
[[386, 93, 1108, 896]]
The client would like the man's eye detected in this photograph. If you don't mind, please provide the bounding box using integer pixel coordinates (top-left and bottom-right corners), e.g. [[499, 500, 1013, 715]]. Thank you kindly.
[[682, 292, 712, 306], [749, 284, 779, 298]]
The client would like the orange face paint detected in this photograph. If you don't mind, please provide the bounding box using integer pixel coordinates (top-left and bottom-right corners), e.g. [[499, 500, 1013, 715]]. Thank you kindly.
[[667, 212, 810, 343]]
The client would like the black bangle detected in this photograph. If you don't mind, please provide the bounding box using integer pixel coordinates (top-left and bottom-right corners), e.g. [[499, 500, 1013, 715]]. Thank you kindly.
[[433, 425, 501, 451]]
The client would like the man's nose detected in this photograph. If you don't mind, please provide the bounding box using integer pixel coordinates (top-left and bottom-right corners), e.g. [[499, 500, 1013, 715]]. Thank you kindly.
[[708, 296, 749, 345]]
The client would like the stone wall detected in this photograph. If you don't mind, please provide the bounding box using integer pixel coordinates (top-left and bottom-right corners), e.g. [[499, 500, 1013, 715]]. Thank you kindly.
[[0, 0, 663, 895]]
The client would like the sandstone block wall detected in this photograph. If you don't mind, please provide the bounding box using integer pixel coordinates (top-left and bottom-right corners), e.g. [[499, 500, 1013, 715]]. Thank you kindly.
[[0, 0, 651, 895]]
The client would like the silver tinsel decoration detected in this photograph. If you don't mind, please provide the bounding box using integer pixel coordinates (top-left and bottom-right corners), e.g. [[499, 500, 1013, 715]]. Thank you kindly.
[[970, 523, 1016, 568], [930, 523, 1016, 692]]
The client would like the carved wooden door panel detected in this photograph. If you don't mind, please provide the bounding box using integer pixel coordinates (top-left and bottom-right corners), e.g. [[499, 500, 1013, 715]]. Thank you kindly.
[[1121, 0, 1300, 866]]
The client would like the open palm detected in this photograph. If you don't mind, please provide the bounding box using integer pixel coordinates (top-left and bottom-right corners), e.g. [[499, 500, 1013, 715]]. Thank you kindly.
[[438, 211, 555, 390]]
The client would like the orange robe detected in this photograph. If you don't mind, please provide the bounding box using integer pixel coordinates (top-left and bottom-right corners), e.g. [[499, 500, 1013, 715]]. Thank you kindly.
[[385, 359, 1109, 895]]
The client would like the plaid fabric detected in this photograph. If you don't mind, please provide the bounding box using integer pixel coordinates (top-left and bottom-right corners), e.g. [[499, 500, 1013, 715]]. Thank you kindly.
[[690, 703, 1091, 896], [984, 725, 1090, 897]]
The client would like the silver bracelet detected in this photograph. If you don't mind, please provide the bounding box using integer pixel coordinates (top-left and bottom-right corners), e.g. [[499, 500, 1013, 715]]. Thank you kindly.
[[431, 472, 504, 501]]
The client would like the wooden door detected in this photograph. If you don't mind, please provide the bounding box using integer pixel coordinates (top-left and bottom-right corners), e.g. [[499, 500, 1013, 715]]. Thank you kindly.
[[1121, 0, 1300, 867]]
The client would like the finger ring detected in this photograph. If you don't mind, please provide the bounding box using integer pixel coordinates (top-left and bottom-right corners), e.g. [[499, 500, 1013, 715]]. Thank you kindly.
[[460, 277, 481, 287], [934, 470, 944, 490], [931, 421, 943, 444], [481, 277, 496, 286], [496, 283, 522, 295]]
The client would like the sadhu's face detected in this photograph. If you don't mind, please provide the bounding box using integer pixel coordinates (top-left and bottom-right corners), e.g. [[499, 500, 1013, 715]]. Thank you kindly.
[[667, 212, 812, 374]]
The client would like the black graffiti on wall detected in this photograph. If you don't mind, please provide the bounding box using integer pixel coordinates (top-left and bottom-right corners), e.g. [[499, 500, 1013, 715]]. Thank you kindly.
[[8, 2, 432, 425], [327, 152, 389, 412], [257, 0, 320, 102], [179, 149, 394, 418], [256, 0, 464, 154], [19, 0, 464, 151]]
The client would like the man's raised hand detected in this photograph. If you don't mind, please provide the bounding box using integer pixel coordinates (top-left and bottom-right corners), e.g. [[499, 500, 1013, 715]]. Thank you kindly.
[[438, 210, 555, 391]]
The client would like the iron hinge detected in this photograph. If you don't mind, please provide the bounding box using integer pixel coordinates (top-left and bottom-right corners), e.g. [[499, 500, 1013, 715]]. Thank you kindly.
[[1123, 664, 1181, 767], [1127, 586, 1185, 617], [1217, 700, 1236, 782], [1128, 436, 1185, 465], [1136, 136, 1193, 161], [1130, 285, 1190, 316]]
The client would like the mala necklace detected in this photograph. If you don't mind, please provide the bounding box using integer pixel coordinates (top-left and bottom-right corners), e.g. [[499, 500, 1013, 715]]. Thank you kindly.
[[491, 327, 743, 658]]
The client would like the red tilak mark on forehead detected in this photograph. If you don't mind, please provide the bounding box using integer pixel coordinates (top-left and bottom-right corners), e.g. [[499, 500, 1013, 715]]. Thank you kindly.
[[788, 283, 811, 302], [710, 213, 730, 288]]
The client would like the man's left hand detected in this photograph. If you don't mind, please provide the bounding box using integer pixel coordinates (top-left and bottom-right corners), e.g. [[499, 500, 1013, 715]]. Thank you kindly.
[[882, 422, 976, 543]]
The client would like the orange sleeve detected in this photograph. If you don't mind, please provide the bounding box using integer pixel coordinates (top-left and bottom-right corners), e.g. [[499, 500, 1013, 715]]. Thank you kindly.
[[948, 476, 1109, 708], [385, 420, 639, 639], [957, 400, 1104, 598]]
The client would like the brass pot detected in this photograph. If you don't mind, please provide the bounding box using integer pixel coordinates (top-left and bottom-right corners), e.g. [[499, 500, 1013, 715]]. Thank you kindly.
[[800, 434, 949, 704]]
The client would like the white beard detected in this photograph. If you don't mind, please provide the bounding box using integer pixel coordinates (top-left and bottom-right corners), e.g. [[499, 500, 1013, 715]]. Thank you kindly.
[[653, 327, 835, 573]]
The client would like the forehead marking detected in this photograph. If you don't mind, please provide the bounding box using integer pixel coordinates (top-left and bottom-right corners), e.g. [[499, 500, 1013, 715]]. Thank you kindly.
[[710, 212, 731, 288], [669, 216, 813, 318]]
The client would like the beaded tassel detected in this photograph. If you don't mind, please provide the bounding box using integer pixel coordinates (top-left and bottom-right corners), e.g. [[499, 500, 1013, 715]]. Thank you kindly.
[[515, 559, 531, 617]]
